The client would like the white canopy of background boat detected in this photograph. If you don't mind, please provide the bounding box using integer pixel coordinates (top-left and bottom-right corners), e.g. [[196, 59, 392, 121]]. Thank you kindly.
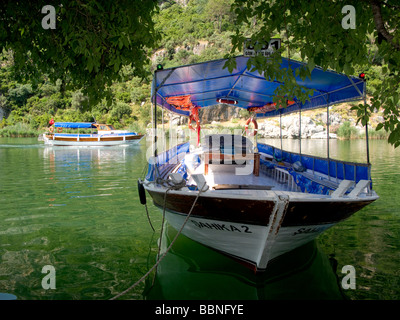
[[139, 55, 379, 272], [41, 122, 144, 146]]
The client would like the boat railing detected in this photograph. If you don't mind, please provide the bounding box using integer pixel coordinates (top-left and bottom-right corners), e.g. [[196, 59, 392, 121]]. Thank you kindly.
[[146, 142, 190, 182], [257, 143, 371, 184], [257, 142, 372, 196]]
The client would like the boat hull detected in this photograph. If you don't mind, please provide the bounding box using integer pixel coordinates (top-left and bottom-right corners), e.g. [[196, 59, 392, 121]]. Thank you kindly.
[[43, 134, 144, 146], [148, 189, 375, 227], [147, 188, 376, 271], [162, 209, 334, 271]]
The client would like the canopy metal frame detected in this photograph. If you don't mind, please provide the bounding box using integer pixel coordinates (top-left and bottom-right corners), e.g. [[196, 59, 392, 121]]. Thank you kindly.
[[151, 55, 370, 165]]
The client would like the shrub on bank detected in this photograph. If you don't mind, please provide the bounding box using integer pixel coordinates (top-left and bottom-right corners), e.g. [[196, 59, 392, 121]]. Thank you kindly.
[[336, 121, 360, 139], [0, 122, 40, 137], [337, 121, 389, 140]]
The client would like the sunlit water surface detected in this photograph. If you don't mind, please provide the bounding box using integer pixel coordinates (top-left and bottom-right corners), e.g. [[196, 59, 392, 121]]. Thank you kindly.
[[0, 137, 398, 300]]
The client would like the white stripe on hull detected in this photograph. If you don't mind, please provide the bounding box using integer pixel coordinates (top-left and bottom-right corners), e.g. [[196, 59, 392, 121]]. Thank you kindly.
[[43, 135, 144, 146], [163, 210, 334, 270]]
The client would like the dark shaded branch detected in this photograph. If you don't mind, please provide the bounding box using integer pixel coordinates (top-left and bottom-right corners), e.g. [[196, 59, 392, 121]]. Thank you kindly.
[[370, 0, 400, 50]]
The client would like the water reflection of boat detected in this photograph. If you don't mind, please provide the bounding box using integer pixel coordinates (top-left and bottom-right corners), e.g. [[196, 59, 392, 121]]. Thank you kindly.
[[143, 223, 345, 300], [43, 145, 129, 169], [41, 122, 144, 146]]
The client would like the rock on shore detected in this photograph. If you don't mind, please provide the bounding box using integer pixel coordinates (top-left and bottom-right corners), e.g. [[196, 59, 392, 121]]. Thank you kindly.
[[259, 114, 338, 139], [157, 104, 372, 140]]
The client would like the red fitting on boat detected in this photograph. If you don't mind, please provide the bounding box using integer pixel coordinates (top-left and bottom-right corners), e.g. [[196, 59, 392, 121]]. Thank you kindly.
[[188, 107, 201, 146]]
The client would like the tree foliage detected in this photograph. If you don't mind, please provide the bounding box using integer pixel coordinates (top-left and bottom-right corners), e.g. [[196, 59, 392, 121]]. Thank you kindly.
[[0, 0, 160, 104], [228, 0, 400, 146], [1, 0, 399, 146]]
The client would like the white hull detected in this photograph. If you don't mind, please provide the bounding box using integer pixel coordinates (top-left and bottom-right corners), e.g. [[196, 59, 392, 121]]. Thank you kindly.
[[162, 209, 334, 271], [42, 134, 144, 146]]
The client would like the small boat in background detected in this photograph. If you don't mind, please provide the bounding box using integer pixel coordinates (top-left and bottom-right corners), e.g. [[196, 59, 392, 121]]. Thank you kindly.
[[41, 122, 144, 146]]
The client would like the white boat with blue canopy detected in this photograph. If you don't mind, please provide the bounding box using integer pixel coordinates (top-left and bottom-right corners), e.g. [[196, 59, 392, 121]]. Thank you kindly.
[[41, 121, 144, 146], [139, 55, 379, 272]]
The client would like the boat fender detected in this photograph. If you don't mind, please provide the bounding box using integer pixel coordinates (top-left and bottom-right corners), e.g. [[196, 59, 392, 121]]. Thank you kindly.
[[245, 117, 258, 136], [138, 178, 146, 205], [293, 161, 306, 172]]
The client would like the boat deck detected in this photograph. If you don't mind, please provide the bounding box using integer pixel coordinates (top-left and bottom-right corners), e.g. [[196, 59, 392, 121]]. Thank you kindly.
[[149, 139, 376, 201], [185, 155, 300, 193], [204, 165, 296, 192]]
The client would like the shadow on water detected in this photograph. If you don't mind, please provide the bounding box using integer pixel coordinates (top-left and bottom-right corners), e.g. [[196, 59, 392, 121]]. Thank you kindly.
[[143, 223, 347, 300]]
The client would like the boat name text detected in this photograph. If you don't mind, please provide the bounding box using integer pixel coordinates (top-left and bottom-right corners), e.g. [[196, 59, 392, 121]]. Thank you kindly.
[[190, 220, 252, 233], [292, 225, 330, 236]]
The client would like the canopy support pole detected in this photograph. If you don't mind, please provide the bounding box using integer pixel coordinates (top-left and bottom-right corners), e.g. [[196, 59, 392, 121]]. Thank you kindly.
[[169, 111, 172, 151], [153, 71, 158, 158], [162, 106, 165, 152], [280, 111, 283, 152], [363, 81, 370, 166], [299, 107, 302, 161], [327, 97, 330, 180]]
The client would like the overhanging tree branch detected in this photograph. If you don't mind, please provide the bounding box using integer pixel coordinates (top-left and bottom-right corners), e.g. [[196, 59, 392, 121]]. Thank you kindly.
[[370, 0, 400, 51]]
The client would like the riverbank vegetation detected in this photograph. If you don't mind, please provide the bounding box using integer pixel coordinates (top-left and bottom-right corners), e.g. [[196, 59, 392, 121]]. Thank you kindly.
[[0, 0, 395, 141], [336, 121, 389, 140]]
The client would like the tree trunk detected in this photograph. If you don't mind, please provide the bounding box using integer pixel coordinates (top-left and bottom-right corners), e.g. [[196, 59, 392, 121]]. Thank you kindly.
[[370, 0, 400, 51]]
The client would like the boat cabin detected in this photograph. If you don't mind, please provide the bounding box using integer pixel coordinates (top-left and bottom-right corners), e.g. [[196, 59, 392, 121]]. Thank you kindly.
[[93, 124, 116, 132]]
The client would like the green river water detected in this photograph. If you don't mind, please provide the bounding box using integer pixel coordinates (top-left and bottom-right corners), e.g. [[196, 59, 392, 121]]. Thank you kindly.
[[0, 137, 399, 300]]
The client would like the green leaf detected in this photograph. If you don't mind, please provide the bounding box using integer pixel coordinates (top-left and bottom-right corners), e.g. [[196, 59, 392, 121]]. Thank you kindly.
[[307, 59, 315, 72]]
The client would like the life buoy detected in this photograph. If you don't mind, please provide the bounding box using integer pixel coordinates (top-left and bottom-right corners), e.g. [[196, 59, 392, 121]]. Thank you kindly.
[[217, 98, 238, 105], [57, 127, 63, 133], [49, 126, 54, 133], [245, 117, 258, 136]]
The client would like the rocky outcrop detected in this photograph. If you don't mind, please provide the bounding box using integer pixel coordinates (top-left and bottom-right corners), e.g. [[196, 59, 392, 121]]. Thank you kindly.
[[162, 105, 361, 140], [258, 113, 340, 139], [199, 104, 241, 124], [151, 40, 209, 63], [192, 41, 209, 55]]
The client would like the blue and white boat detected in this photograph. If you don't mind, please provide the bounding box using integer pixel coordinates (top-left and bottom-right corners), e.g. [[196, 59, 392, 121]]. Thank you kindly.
[[41, 122, 144, 146], [139, 56, 379, 272]]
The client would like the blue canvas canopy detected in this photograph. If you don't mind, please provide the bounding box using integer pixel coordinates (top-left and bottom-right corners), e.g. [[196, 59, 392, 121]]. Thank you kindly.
[[152, 55, 365, 118], [54, 122, 95, 129]]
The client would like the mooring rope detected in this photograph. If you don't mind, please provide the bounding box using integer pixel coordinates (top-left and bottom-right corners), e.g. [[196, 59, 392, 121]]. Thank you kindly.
[[144, 203, 155, 232], [154, 177, 187, 258], [109, 181, 208, 300]]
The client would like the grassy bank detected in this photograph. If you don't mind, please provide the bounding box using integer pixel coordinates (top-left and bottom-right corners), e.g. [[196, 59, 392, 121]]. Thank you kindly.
[[336, 121, 389, 140], [0, 122, 41, 137]]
